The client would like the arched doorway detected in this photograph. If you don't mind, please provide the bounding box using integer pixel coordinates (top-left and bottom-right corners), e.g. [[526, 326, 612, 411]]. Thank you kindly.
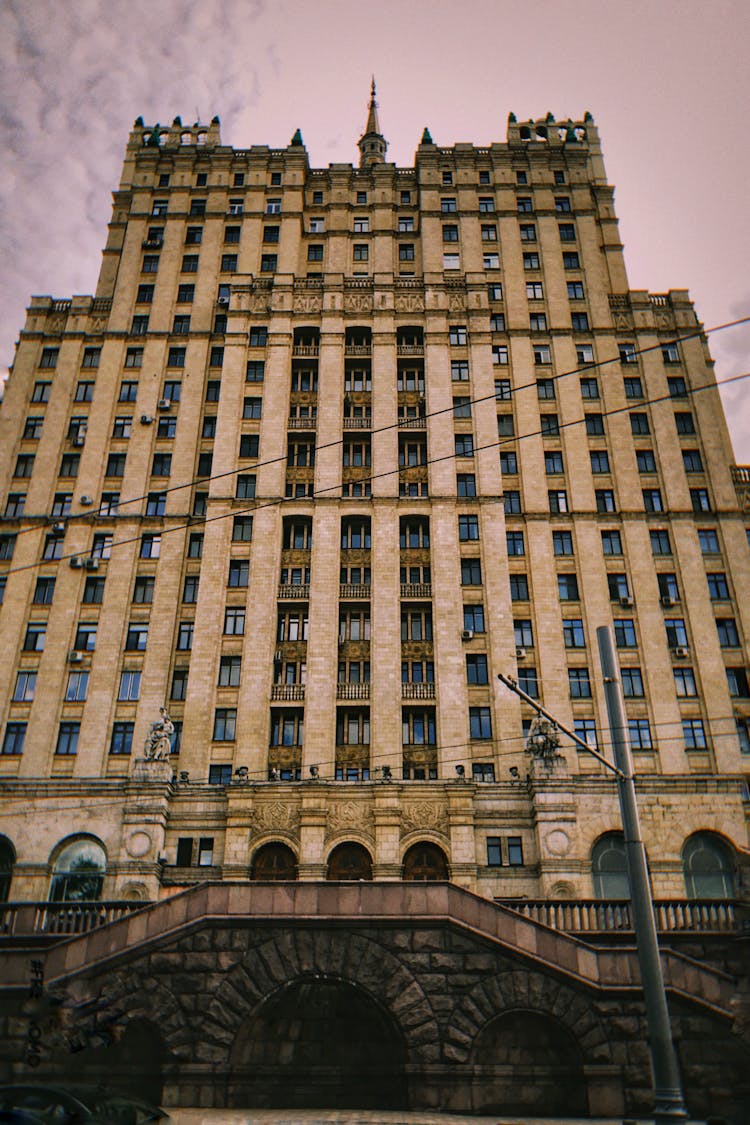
[[0, 836, 15, 901], [228, 977, 407, 1109], [403, 841, 448, 880], [49, 837, 106, 901], [591, 832, 629, 898], [251, 842, 297, 880], [682, 832, 736, 899], [326, 842, 372, 881], [470, 1008, 588, 1116]]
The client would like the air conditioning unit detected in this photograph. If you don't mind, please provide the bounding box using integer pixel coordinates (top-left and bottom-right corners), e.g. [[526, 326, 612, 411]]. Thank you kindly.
[[157, 398, 172, 410], [68, 651, 83, 664], [674, 646, 689, 658], [72, 436, 85, 447], [84, 557, 100, 571], [69, 556, 84, 569], [53, 522, 66, 534], [461, 629, 474, 641], [661, 595, 676, 607], [619, 595, 634, 608], [140, 414, 154, 425], [217, 296, 229, 307], [515, 646, 527, 660], [79, 495, 94, 506]]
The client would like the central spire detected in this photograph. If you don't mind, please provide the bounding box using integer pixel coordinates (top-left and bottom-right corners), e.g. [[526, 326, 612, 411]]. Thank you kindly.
[[358, 77, 387, 169]]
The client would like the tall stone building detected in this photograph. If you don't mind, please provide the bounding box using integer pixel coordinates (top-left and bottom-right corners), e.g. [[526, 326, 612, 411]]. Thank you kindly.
[[0, 91, 748, 1117]]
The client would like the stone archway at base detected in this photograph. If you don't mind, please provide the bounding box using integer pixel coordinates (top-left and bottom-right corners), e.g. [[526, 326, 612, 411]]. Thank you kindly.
[[470, 1008, 588, 1116], [227, 976, 408, 1109]]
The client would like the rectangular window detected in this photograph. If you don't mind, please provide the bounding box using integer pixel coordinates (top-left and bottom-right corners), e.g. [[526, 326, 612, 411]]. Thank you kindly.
[[568, 668, 591, 697], [726, 668, 750, 698], [674, 667, 697, 698], [564, 252, 581, 269], [243, 397, 262, 419], [470, 707, 492, 740], [443, 253, 460, 270], [463, 604, 485, 633], [517, 667, 538, 698], [110, 722, 135, 756], [500, 451, 517, 474], [458, 514, 479, 540], [182, 575, 200, 604], [23, 623, 46, 652], [236, 475, 256, 499], [557, 573, 579, 601], [55, 721, 80, 756], [650, 530, 671, 556], [2, 722, 26, 756], [554, 196, 571, 212], [504, 490, 521, 513], [13, 670, 37, 702], [643, 488, 664, 513], [519, 223, 536, 241], [218, 654, 242, 687], [461, 558, 482, 586], [131, 315, 149, 335], [548, 490, 568, 513], [590, 450, 610, 474], [39, 347, 59, 369], [455, 434, 475, 458], [510, 574, 529, 601], [228, 560, 250, 587], [118, 670, 142, 702], [74, 381, 94, 403], [483, 253, 500, 269], [552, 530, 573, 556], [621, 667, 644, 697], [563, 618, 586, 648], [637, 450, 656, 473], [132, 576, 155, 604], [213, 708, 237, 740], [601, 530, 622, 555], [682, 718, 707, 750], [224, 606, 245, 635], [82, 576, 105, 604], [614, 618, 637, 647], [466, 654, 489, 684], [506, 531, 525, 558], [182, 254, 199, 273], [628, 718, 652, 750], [125, 623, 148, 651]]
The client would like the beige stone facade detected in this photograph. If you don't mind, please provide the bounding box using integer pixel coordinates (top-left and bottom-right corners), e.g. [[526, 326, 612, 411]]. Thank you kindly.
[[0, 106, 748, 911]]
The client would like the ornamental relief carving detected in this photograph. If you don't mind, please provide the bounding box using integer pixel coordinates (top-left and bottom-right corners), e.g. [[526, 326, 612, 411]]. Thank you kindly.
[[326, 799, 374, 837], [448, 291, 466, 312], [250, 293, 271, 313], [613, 312, 632, 331], [249, 801, 299, 831], [401, 801, 449, 836], [293, 293, 322, 314], [344, 292, 372, 314], [395, 293, 425, 313]]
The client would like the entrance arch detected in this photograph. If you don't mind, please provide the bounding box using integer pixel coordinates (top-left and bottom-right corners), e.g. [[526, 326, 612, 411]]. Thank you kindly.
[[470, 1008, 588, 1116], [251, 842, 297, 880], [326, 842, 372, 880], [228, 976, 407, 1109], [403, 841, 448, 880]]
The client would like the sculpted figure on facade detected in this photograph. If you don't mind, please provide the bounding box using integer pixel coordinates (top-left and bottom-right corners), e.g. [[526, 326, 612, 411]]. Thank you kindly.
[[144, 708, 174, 761]]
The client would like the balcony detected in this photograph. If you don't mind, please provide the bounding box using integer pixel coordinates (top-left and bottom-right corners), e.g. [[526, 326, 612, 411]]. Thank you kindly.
[[287, 417, 317, 430], [277, 584, 309, 600], [339, 584, 371, 599], [398, 416, 427, 429], [494, 898, 739, 936], [336, 682, 370, 700], [400, 583, 432, 598], [292, 345, 319, 358], [402, 683, 436, 700], [345, 345, 372, 357], [343, 417, 371, 430], [271, 684, 305, 701], [397, 344, 424, 357]]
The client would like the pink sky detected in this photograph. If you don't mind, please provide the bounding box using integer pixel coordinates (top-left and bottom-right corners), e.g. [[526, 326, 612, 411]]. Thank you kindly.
[[1, 0, 748, 459]]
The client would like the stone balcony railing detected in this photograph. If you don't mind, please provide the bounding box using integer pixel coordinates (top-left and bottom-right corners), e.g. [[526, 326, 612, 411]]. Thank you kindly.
[[398, 416, 427, 429], [400, 583, 432, 598], [397, 344, 424, 356], [339, 584, 371, 599], [270, 684, 305, 701], [344, 345, 371, 357], [292, 345, 319, 357], [495, 898, 740, 934], [402, 682, 436, 700], [287, 417, 317, 429], [0, 900, 147, 938], [277, 584, 309, 600], [336, 682, 370, 700], [342, 417, 371, 430]]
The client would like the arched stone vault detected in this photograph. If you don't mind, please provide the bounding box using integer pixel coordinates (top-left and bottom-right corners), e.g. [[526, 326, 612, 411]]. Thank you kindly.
[[200, 928, 440, 1064]]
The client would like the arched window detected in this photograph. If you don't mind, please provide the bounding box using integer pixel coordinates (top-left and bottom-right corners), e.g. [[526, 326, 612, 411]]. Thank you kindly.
[[682, 833, 735, 899], [403, 842, 448, 881], [326, 842, 372, 881], [0, 837, 15, 901], [49, 838, 106, 902], [251, 842, 297, 881], [591, 832, 629, 899]]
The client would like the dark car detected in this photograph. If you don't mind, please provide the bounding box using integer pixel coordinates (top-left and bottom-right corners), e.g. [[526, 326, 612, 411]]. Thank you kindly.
[[0, 1089, 167, 1125]]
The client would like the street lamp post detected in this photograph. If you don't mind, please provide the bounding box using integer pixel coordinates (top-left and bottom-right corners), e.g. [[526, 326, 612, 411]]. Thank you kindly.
[[497, 623, 689, 1123]]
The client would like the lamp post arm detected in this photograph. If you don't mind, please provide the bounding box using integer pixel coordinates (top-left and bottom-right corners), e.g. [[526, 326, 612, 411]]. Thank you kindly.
[[496, 672, 624, 778]]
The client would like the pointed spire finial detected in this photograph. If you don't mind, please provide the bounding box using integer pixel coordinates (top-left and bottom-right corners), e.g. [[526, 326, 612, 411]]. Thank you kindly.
[[358, 77, 387, 169]]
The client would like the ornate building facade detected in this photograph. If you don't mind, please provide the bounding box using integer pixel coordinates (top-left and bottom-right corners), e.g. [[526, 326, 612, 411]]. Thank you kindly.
[[0, 92, 748, 1116]]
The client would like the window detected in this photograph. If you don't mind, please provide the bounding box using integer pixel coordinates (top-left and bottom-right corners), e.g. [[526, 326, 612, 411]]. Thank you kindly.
[[466, 654, 489, 684], [234, 474, 256, 500], [590, 450, 610, 474], [517, 667, 538, 697], [557, 573, 579, 601], [82, 576, 105, 605], [479, 197, 495, 212], [514, 619, 534, 647], [540, 414, 559, 436], [553, 530, 573, 556], [636, 450, 656, 473], [569, 668, 591, 697], [91, 534, 112, 560], [171, 669, 189, 701], [607, 573, 629, 601], [690, 488, 711, 513], [520, 223, 536, 242], [136, 283, 155, 305], [31, 381, 51, 403], [218, 654, 242, 688], [224, 224, 241, 243], [490, 313, 506, 333], [643, 488, 664, 513], [555, 196, 571, 212], [563, 619, 585, 648], [180, 574, 199, 604], [118, 670, 141, 702], [443, 253, 460, 270], [458, 514, 479, 541], [548, 490, 568, 513], [144, 492, 165, 517], [675, 412, 696, 435], [103, 453, 124, 478], [442, 224, 459, 242], [697, 528, 719, 555], [665, 618, 688, 648], [526, 282, 544, 300], [55, 722, 80, 756], [2, 722, 26, 756], [23, 623, 46, 652], [487, 837, 502, 867], [228, 558, 250, 588], [601, 530, 622, 555], [681, 449, 703, 474], [455, 434, 475, 459], [500, 451, 517, 474], [0, 534, 17, 561], [650, 530, 671, 555], [13, 670, 37, 702], [727, 668, 750, 697], [510, 574, 529, 601], [14, 454, 35, 478], [398, 243, 415, 262], [397, 217, 414, 232], [231, 516, 253, 544], [621, 667, 644, 697], [74, 381, 94, 404], [627, 718, 652, 750], [224, 606, 245, 636], [674, 667, 697, 698], [182, 254, 199, 273], [23, 416, 44, 440], [157, 416, 176, 439], [716, 618, 739, 647], [125, 623, 148, 651], [131, 576, 154, 605], [483, 253, 500, 269], [5, 493, 26, 518], [631, 412, 651, 435], [668, 376, 688, 399], [658, 573, 679, 601], [39, 347, 59, 369], [508, 531, 526, 558], [131, 315, 149, 336], [441, 197, 457, 213], [563, 251, 581, 270], [213, 708, 237, 741], [461, 558, 482, 585], [558, 223, 576, 242], [481, 225, 497, 242], [614, 618, 637, 648], [151, 453, 172, 478], [469, 707, 492, 740], [517, 197, 533, 213], [504, 490, 521, 513], [596, 489, 616, 513], [463, 604, 485, 633]]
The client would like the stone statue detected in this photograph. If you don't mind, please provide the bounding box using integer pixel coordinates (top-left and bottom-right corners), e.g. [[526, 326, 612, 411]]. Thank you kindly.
[[144, 708, 174, 760]]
